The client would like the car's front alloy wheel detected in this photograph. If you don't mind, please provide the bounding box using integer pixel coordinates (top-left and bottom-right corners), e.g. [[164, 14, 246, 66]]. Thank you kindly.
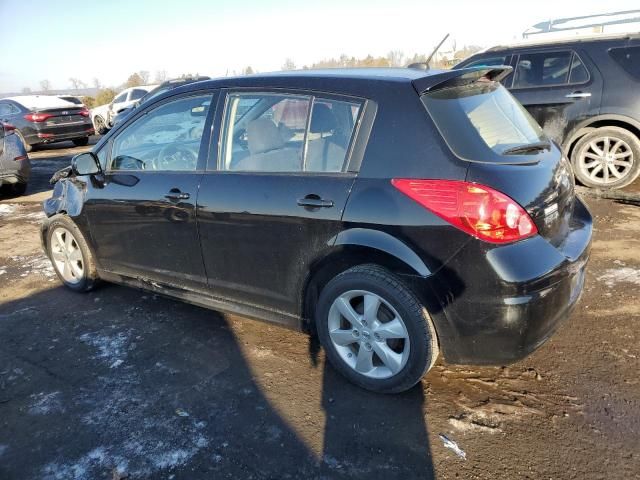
[[46, 214, 99, 292]]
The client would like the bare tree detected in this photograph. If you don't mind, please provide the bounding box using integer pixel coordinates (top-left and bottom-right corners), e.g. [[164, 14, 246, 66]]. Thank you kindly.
[[138, 70, 150, 84], [386, 50, 405, 67], [69, 78, 87, 90], [39, 79, 51, 92], [154, 70, 168, 83], [21, 87, 32, 94], [125, 73, 143, 88], [242, 66, 255, 75], [281, 58, 296, 71], [92, 77, 102, 90]]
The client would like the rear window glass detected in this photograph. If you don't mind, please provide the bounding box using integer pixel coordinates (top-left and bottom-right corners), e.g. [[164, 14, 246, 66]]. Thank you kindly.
[[422, 82, 546, 162], [609, 46, 640, 80]]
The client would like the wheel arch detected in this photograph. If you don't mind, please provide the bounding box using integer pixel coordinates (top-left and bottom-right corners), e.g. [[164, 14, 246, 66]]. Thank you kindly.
[[563, 114, 640, 159], [300, 228, 431, 332]]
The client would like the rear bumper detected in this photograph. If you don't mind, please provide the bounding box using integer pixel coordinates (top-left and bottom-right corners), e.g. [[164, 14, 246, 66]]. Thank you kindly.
[[426, 198, 592, 365], [23, 122, 94, 145]]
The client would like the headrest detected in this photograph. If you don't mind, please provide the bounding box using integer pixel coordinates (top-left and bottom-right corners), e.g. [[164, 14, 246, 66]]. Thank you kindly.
[[247, 118, 285, 154], [310, 104, 337, 133]]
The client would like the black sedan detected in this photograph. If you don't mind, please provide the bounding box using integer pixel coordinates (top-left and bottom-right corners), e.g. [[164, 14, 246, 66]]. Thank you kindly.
[[41, 67, 592, 393], [0, 95, 94, 152]]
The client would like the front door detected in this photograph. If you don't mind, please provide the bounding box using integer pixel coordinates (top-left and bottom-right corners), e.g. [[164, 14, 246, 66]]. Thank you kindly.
[[197, 91, 367, 317], [508, 49, 603, 144], [85, 92, 216, 290]]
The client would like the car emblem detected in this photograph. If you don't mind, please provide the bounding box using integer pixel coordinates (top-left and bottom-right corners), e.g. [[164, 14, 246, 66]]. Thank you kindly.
[[61, 111, 68, 115]]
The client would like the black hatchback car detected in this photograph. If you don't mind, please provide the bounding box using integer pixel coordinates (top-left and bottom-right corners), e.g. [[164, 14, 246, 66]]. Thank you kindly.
[[455, 33, 640, 190], [41, 67, 591, 393]]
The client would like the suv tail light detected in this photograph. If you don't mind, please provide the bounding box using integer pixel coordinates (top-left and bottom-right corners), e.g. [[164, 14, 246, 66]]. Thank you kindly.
[[24, 112, 53, 122], [391, 179, 537, 244], [79, 108, 90, 117]]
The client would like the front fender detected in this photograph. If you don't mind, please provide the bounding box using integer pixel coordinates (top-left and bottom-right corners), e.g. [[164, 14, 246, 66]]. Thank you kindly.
[[43, 178, 85, 218], [331, 228, 430, 276]]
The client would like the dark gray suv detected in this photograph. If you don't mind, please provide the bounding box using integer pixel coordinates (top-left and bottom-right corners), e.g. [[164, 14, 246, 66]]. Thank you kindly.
[[456, 33, 640, 190]]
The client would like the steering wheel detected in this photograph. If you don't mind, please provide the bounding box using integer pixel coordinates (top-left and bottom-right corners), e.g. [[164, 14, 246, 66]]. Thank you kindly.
[[157, 144, 198, 170]]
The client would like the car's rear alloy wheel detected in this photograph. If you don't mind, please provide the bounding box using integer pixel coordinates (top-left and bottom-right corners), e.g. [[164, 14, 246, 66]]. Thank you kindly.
[[94, 116, 108, 135], [316, 265, 438, 393], [46, 214, 99, 292], [572, 127, 640, 189], [328, 290, 410, 379], [50, 227, 84, 285]]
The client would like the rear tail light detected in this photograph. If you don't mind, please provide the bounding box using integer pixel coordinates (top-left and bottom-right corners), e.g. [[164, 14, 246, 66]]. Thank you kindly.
[[14, 155, 28, 161], [24, 112, 53, 122], [1, 123, 16, 134], [37, 133, 54, 139], [79, 108, 90, 117], [391, 179, 537, 244]]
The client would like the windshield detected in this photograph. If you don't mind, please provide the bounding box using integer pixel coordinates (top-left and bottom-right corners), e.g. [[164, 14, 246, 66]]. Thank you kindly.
[[422, 82, 547, 162]]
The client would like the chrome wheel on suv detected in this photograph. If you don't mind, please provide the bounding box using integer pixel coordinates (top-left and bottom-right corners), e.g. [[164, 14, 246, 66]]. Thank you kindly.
[[572, 127, 640, 189]]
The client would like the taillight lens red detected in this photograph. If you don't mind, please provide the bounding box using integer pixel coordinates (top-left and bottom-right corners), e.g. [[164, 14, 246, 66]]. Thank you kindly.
[[79, 108, 90, 117], [391, 179, 537, 244], [24, 112, 53, 122], [1, 122, 16, 133]]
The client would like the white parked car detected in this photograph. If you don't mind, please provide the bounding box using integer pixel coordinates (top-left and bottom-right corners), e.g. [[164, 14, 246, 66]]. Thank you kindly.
[[91, 85, 157, 134]]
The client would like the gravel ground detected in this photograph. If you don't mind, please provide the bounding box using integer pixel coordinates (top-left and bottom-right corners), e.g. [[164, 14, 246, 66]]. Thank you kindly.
[[0, 142, 638, 479]]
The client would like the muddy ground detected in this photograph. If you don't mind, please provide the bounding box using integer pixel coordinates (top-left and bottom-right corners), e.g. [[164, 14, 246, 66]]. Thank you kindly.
[[0, 142, 638, 480]]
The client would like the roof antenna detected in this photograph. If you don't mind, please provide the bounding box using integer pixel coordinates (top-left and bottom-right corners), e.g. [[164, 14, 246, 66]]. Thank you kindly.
[[408, 33, 450, 70]]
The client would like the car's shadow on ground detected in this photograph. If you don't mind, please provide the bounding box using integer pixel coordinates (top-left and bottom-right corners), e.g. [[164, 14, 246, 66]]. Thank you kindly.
[[0, 283, 435, 479]]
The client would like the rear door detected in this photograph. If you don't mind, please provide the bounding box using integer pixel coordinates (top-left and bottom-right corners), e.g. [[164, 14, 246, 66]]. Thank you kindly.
[[197, 90, 367, 317], [508, 49, 603, 143], [84, 92, 216, 290]]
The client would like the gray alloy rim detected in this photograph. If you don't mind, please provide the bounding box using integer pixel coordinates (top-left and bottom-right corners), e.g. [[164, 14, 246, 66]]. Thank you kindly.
[[50, 227, 84, 284], [327, 290, 410, 379], [578, 136, 634, 185]]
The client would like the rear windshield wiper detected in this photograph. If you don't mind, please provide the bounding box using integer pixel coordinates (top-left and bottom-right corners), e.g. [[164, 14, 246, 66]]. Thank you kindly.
[[502, 141, 551, 155]]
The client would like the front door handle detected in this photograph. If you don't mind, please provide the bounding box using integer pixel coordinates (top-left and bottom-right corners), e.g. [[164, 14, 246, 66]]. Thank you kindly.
[[164, 189, 190, 201], [565, 92, 591, 99], [297, 195, 334, 209]]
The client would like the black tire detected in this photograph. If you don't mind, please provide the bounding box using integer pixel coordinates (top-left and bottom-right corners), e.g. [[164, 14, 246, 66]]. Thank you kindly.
[[11, 182, 27, 196], [15, 130, 32, 153], [72, 137, 89, 147], [94, 116, 108, 135], [315, 264, 439, 394], [571, 127, 640, 190], [45, 214, 99, 292]]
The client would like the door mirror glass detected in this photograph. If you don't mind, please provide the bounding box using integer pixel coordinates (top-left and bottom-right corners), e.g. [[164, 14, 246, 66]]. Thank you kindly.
[[72, 152, 102, 176]]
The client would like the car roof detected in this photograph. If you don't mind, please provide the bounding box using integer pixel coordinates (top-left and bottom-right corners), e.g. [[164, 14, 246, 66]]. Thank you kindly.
[[3, 95, 78, 110], [481, 31, 640, 53], [170, 67, 491, 97]]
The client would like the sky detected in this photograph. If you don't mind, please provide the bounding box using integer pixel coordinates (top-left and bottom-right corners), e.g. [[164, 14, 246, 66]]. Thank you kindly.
[[1, 0, 639, 93]]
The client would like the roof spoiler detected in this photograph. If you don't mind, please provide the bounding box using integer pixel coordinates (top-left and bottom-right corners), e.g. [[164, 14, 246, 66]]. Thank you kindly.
[[412, 65, 513, 94]]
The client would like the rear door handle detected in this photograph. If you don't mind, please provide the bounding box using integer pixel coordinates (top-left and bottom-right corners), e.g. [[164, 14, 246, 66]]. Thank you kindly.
[[164, 189, 190, 201], [565, 92, 591, 99], [297, 195, 334, 208]]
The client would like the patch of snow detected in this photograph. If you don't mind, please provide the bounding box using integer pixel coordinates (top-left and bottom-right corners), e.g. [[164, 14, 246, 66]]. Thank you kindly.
[[0, 204, 16, 216], [9, 254, 56, 279], [79, 331, 130, 365], [29, 391, 65, 415], [598, 267, 640, 287]]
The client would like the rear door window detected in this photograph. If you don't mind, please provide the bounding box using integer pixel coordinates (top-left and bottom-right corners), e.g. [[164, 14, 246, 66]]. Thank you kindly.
[[220, 93, 362, 173], [609, 46, 640, 80], [513, 51, 573, 88], [422, 82, 547, 162]]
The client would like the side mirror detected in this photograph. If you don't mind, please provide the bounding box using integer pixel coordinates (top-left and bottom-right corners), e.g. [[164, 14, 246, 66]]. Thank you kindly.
[[71, 152, 102, 176]]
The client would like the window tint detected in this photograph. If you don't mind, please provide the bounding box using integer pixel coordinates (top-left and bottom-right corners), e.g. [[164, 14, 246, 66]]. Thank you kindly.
[[110, 95, 211, 171], [465, 56, 508, 68], [513, 51, 572, 88], [113, 92, 128, 103], [610, 46, 640, 80], [569, 54, 589, 84], [221, 93, 362, 173], [130, 89, 146, 100]]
